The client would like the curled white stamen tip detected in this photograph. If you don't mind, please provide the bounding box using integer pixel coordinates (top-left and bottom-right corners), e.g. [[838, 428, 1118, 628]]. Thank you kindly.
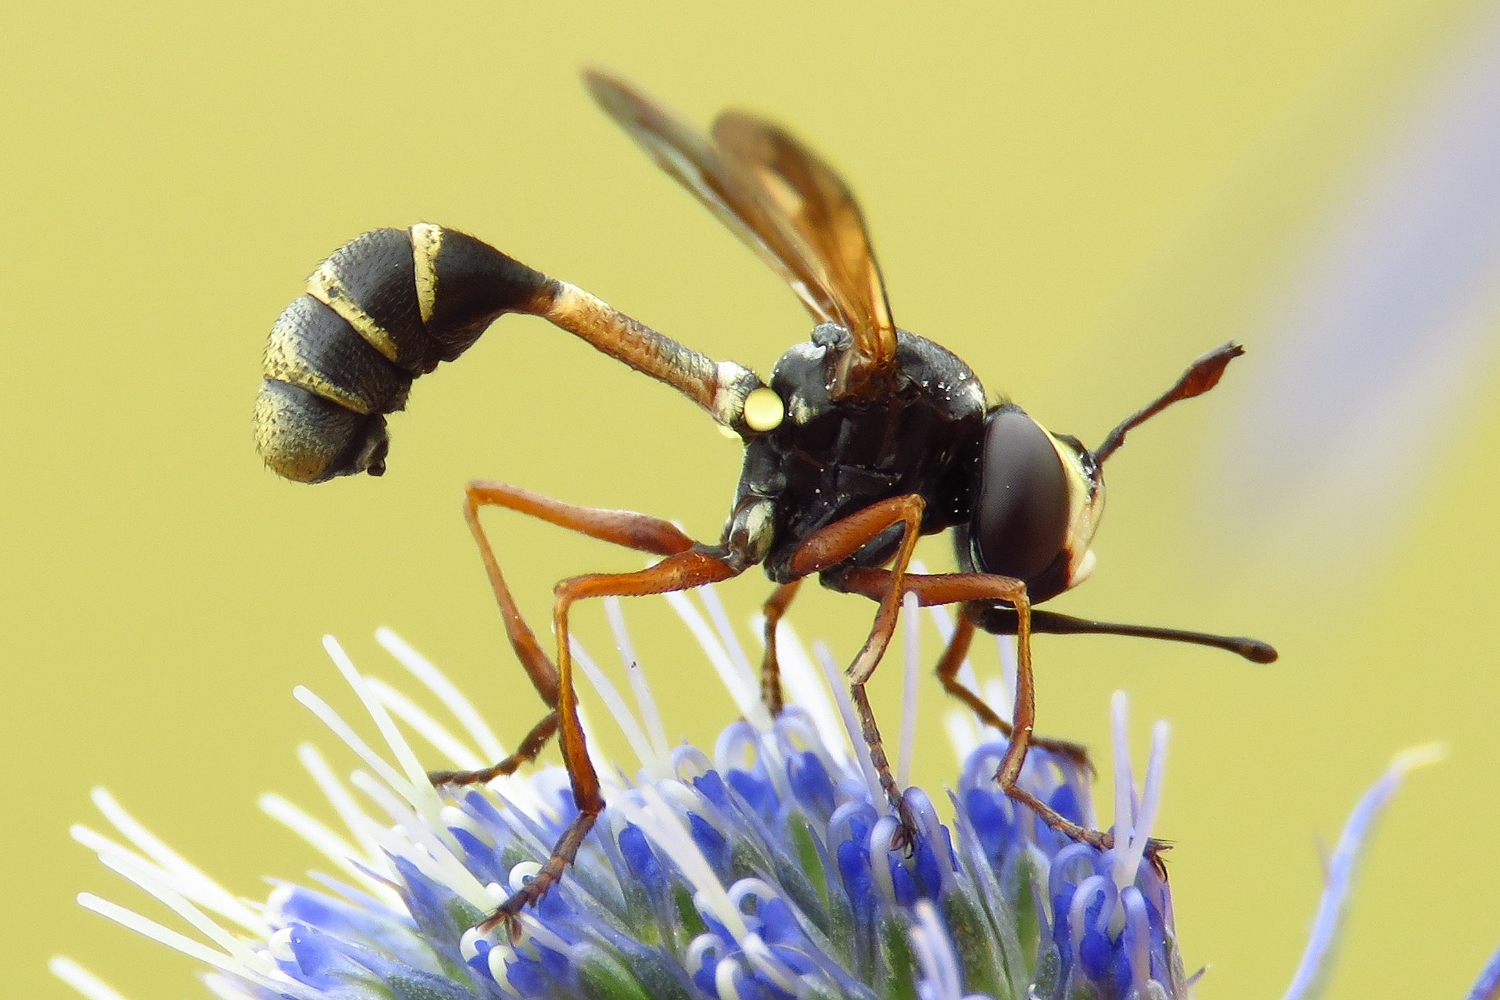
[[50, 957, 130, 1000]]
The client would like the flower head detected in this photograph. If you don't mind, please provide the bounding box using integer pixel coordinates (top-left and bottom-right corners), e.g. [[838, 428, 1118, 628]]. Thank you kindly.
[[57, 589, 1192, 1000]]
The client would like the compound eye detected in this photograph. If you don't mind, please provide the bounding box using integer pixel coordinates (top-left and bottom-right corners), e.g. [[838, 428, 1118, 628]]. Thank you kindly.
[[971, 407, 1070, 583]]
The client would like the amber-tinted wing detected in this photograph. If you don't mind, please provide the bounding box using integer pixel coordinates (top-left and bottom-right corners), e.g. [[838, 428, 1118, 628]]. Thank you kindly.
[[584, 70, 898, 375], [711, 112, 897, 370], [584, 69, 838, 325]]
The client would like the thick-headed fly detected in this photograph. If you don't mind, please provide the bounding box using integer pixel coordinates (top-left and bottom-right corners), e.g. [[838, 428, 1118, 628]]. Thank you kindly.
[[253, 70, 1276, 937]]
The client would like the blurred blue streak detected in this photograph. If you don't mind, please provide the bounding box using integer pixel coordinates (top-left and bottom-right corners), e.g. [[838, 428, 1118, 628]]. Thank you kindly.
[[1215, 3, 1500, 562]]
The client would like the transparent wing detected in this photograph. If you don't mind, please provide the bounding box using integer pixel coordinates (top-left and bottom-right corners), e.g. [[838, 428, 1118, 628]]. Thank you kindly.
[[712, 111, 897, 369], [584, 69, 839, 325]]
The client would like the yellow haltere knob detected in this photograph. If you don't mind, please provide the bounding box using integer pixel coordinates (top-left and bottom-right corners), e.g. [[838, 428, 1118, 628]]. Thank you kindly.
[[743, 387, 785, 432]]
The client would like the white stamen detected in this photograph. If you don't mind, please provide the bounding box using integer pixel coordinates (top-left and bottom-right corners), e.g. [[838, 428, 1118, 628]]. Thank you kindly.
[[488, 942, 518, 990], [945, 708, 981, 765], [345, 770, 493, 913], [932, 595, 1007, 747], [695, 586, 757, 699], [93, 849, 274, 976], [294, 743, 392, 877], [814, 641, 888, 815], [1119, 720, 1171, 887], [1110, 696, 1172, 889], [685, 935, 721, 977], [87, 789, 269, 936], [516, 910, 573, 955], [440, 805, 492, 844], [75, 894, 301, 996], [293, 685, 418, 806], [49, 958, 130, 1000], [376, 627, 506, 763], [481, 881, 508, 906], [572, 635, 657, 771], [741, 933, 801, 994], [909, 900, 963, 1000], [1067, 875, 1112, 964], [507, 860, 544, 893], [321, 636, 444, 820], [1281, 743, 1447, 1000], [981, 677, 1010, 732], [612, 606, 671, 764], [924, 600, 986, 720], [266, 926, 295, 962], [658, 778, 725, 834], [1121, 887, 1152, 995], [898, 590, 920, 790], [1111, 691, 1133, 860], [760, 618, 848, 763], [922, 600, 983, 707], [769, 709, 846, 793], [867, 815, 901, 905], [622, 785, 748, 940], [663, 590, 769, 729], [67, 824, 267, 942], [715, 958, 747, 1000], [257, 793, 386, 893], [365, 677, 485, 772]]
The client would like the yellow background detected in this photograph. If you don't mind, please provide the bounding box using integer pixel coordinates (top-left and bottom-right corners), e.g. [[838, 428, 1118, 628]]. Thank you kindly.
[[5, 2, 1498, 998]]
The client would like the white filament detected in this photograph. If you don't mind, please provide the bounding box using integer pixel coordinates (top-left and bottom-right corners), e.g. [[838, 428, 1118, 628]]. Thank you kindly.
[[376, 627, 506, 763]]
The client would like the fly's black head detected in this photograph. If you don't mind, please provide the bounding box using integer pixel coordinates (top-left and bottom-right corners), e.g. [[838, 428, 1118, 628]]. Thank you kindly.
[[965, 404, 1105, 603]]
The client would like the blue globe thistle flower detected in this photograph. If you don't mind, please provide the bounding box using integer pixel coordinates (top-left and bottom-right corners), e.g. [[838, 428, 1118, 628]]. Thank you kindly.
[[51, 588, 1460, 1000]]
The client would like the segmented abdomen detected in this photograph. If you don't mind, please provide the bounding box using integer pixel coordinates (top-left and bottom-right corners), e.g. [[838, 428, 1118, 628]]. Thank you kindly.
[[254, 224, 548, 483]]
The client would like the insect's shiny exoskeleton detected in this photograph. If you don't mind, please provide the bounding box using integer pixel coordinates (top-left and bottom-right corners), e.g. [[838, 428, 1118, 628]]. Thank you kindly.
[[254, 70, 1276, 939], [255, 225, 547, 483], [256, 224, 771, 484]]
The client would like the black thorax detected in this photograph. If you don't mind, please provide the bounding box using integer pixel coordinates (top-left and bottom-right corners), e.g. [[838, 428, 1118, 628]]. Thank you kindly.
[[729, 325, 988, 582]]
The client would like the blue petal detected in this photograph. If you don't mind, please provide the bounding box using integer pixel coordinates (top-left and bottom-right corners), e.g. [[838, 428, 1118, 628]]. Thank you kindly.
[[504, 954, 548, 998], [688, 813, 731, 873], [961, 787, 1012, 865], [1047, 782, 1085, 828], [693, 769, 731, 810], [450, 827, 507, 887], [618, 822, 667, 894], [1078, 925, 1113, 979], [726, 770, 779, 819], [787, 750, 837, 818]]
